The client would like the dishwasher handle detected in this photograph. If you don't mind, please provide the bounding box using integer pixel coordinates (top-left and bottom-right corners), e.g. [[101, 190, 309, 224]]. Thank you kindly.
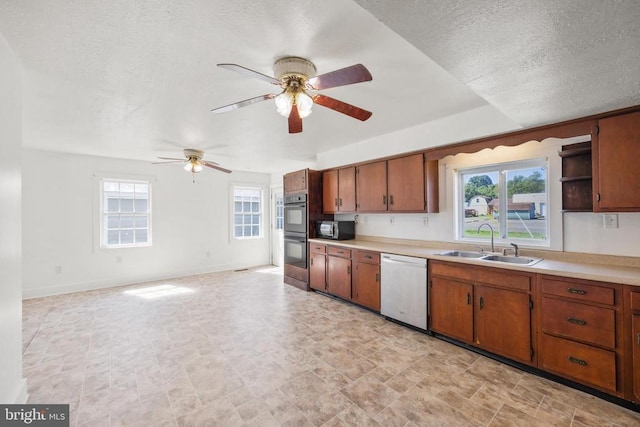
[[381, 256, 426, 268]]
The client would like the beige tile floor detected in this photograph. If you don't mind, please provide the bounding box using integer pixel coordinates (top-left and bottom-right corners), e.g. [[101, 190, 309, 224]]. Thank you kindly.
[[22, 266, 640, 426]]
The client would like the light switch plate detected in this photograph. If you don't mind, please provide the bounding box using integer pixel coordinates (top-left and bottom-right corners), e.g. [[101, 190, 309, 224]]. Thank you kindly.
[[603, 214, 619, 229]]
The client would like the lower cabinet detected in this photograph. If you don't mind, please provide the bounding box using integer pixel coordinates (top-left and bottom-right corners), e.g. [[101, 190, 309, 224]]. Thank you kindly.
[[429, 260, 534, 366], [352, 250, 381, 311], [309, 243, 327, 291], [327, 252, 351, 300], [627, 290, 640, 403], [538, 275, 623, 397]]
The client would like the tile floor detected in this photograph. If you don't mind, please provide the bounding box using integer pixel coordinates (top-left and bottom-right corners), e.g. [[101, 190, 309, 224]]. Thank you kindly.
[[22, 266, 640, 426]]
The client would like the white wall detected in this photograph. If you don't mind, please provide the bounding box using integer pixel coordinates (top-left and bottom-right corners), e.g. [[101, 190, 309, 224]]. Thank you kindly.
[[0, 34, 27, 403], [326, 108, 640, 257], [22, 149, 272, 298]]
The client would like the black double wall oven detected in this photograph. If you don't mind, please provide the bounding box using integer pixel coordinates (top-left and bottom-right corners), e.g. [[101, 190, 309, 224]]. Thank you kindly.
[[283, 194, 307, 269]]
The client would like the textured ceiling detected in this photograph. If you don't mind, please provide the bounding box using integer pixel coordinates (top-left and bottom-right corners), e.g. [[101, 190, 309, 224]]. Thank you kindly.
[[1, 1, 638, 174], [355, 0, 640, 127]]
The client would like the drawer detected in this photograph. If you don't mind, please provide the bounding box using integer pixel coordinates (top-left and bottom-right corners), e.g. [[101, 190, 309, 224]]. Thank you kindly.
[[541, 297, 616, 349], [430, 261, 530, 292], [631, 292, 640, 312], [541, 276, 615, 306], [354, 250, 380, 264], [539, 333, 616, 393], [310, 243, 326, 254], [328, 246, 351, 258]]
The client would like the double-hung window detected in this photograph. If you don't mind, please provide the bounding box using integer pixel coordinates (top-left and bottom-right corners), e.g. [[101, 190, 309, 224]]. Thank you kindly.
[[102, 180, 151, 248], [458, 159, 548, 246], [233, 186, 263, 239]]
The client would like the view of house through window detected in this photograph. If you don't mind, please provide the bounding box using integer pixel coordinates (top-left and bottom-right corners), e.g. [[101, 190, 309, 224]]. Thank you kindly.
[[102, 180, 151, 247], [459, 159, 548, 244], [233, 186, 263, 238], [275, 193, 284, 230]]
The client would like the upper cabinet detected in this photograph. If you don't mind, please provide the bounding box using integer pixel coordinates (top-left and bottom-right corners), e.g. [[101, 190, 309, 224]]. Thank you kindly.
[[356, 160, 388, 212], [593, 111, 640, 212], [387, 153, 426, 212], [323, 167, 356, 214], [284, 169, 307, 194]]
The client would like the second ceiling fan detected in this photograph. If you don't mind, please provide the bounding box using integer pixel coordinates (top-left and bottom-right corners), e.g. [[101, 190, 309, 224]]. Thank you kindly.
[[211, 57, 373, 134]]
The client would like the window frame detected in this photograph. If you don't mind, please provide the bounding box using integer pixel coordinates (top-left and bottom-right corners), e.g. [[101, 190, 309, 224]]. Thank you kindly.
[[100, 178, 152, 249], [231, 185, 264, 240], [456, 158, 550, 248]]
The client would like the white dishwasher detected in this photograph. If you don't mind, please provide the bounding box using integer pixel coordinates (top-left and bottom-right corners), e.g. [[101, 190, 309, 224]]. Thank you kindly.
[[380, 253, 428, 330]]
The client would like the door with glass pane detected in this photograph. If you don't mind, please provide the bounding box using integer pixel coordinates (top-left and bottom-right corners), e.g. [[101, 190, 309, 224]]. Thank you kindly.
[[271, 187, 284, 266]]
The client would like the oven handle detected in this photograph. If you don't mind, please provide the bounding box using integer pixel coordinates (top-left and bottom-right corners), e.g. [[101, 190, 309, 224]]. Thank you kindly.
[[284, 236, 307, 243], [284, 203, 307, 208]]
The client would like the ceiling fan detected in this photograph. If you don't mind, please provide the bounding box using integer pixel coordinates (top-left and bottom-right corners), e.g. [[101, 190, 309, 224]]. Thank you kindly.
[[210, 56, 373, 134], [153, 149, 231, 177]]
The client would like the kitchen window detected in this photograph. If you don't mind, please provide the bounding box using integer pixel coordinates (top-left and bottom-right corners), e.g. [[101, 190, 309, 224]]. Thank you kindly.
[[101, 180, 151, 248], [458, 159, 548, 246], [233, 186, 263, 239]]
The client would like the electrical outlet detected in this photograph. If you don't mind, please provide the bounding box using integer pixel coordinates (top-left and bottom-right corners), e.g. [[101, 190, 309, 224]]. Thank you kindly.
[[116, 256, 122, 264], [364, 216, 368, 224], [423, 217, 429, 227], [55, 265, 62, 274], [389, 215, 395, 225], [603, 214, 619, 229]]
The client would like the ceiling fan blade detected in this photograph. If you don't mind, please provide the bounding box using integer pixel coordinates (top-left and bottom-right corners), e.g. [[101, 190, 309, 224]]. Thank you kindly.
[[202, 161, 232, 174], [211, 93, 276, 114], [152, 160, 185, 164], [218, 63, 282, 85], [201, 158, 219, 166], [288, 104, 303, 134], [313, 94, 372, 121], [157, 157, 186, 161], [307, 64, 372, 90]]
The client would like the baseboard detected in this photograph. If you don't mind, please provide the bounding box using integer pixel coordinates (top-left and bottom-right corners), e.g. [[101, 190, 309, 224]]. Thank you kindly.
[[22, 262, 264, 299], [4, 378, 28, 404]]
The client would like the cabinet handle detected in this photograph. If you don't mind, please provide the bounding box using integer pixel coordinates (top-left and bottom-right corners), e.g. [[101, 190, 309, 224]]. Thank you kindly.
[[479, 296, 484, 309], [339, 198, 343, 206], [310, 258, 313, 266], [567, 356, 587, 367], [567, 317, 586, 326], [375, 273, 379, 282], [389, 195, 394, 205], [466, 293, 471, 305], [347, 266, 351, 274], [335, 198, 338, 207], [337, 250, 344, 254], [383, 195, 387, 205], [637, 333, 640, 345], [364, 255, 372, 259], [567, 287, 587, 295]]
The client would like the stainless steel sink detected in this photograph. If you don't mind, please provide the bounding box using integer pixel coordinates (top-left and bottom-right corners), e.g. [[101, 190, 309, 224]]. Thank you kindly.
[[481, 254, 542, 265], [438, 250, 486, 259]]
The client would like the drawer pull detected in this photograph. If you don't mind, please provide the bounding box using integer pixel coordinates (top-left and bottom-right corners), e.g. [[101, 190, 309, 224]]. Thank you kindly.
[[364, 255, 372, 259], [567, 317, 586, 326], [567, 356, 587, 367], [337, 250, 344, 254], [637, 333, 640, 345], [375, 273, 379, 282], [567, 287, 587, 295], [466, 293, 471, 305], [479, 296, 484, 309]]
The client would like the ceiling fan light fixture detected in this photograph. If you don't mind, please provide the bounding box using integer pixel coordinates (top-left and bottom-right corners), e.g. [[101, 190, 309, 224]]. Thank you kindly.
[[275, 90, 313, 118], [184, 159, 203, 173], [275, 92, 293, 117], [296, 91, 313, 118]]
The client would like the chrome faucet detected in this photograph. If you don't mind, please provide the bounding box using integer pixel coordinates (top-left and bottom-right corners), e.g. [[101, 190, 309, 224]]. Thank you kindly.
[[477, 223, 495, 253], [503, 242, 519, 257]]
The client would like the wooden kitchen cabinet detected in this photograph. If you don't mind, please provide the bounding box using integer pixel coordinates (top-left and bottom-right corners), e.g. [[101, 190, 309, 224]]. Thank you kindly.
[[284, 169, 307, 194], [326, 246, 352, 300], [627, 290, 640, 403], [323, 167, 356, 213], [356, 161, 387, 212], [429, 260, 534, 365], [593, 111, 640, 211], [352, 250, 380, 311], [387, 153, 425, 211], [538, 275, 623, 396], [429, 275, 473, 343], [309, 243, 327, 291]]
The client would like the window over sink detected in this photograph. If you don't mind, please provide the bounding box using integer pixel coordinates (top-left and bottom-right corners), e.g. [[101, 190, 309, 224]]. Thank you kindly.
[[457, 158, 549, 247]]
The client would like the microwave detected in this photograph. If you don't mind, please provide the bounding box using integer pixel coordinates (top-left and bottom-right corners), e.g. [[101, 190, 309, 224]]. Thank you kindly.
[[316, 221, 355, 240]]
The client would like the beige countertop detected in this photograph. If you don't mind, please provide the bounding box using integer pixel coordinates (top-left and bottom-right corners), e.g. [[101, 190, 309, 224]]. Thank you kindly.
[[309, 237, 640, 287]]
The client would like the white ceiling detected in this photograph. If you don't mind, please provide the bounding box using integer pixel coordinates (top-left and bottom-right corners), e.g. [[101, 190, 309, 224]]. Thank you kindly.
[[1, 1, 638, 174]]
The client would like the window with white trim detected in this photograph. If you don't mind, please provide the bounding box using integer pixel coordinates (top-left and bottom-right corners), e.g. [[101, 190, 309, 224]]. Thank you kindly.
[[233, 186, 263, 239], [101, 180, 151, 247], [458, 159, 549, 245]]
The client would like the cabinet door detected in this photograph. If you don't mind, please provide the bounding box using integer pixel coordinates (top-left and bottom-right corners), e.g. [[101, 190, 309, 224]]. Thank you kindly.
[[323, 170, 339, 213], [356, 161, 387, 212], [352, 261, 380, 311], [388, 154, 425, 211], [633, 314, 640, 401], [595, 111, 640, 211], [327, 256, 351, 300], [429, 277, 473, 343], [475, 285, 532, 364], [284, 169, 307, 194], [338, 167, 356, 212], [309, 253, 326, 291]]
